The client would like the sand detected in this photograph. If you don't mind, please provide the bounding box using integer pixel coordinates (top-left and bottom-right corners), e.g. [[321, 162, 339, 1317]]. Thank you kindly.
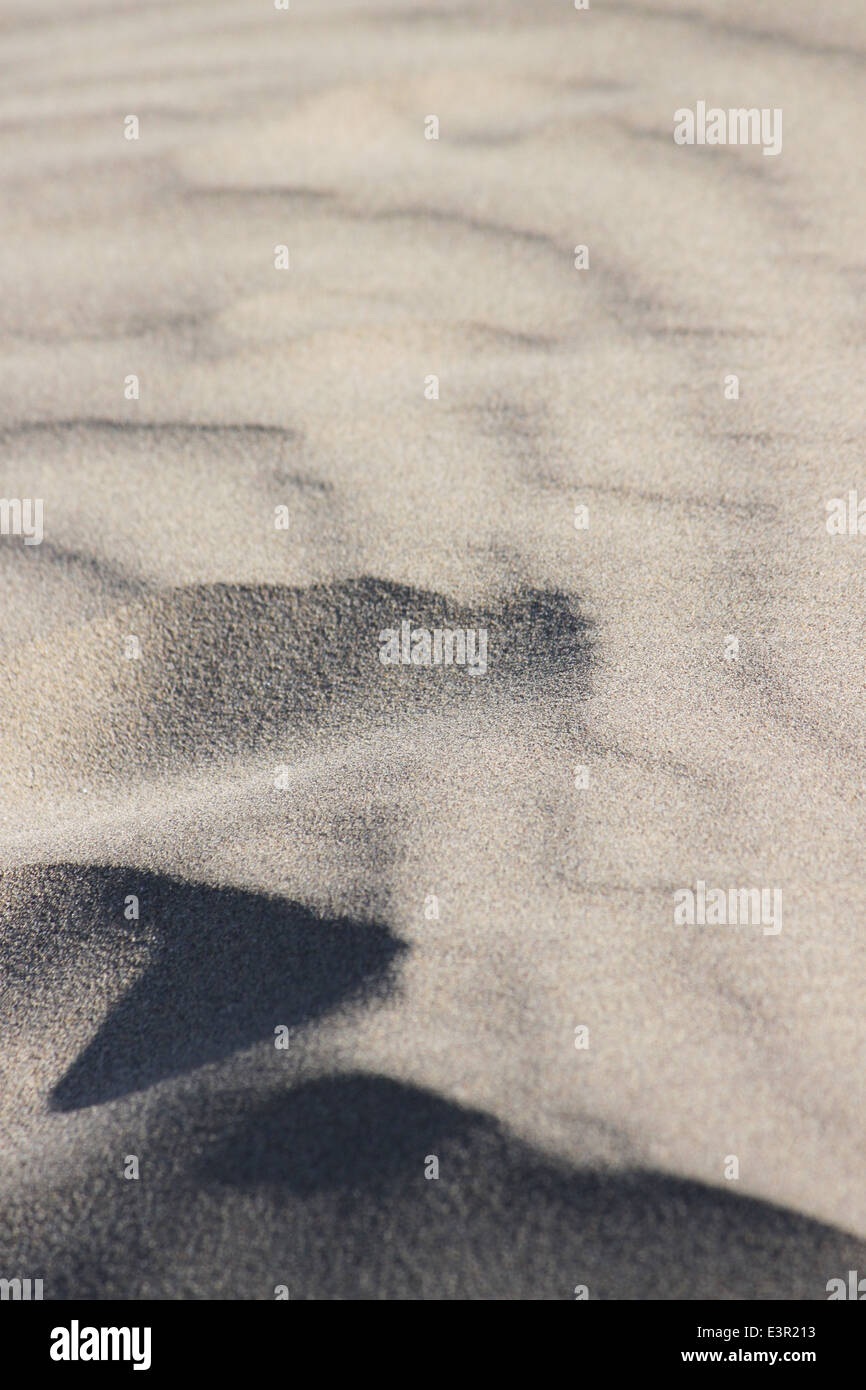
[[1, 0, 865, 1299]]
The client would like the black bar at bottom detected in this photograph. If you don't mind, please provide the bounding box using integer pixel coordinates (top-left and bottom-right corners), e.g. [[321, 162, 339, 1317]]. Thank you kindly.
[[3, 1299, 861, 1377]]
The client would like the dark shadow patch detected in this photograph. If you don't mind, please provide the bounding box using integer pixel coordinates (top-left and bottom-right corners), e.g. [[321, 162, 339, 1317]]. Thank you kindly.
[[24, 1071, 862, 1299], [9, 865, 407, 1112], [191, 1073, 866, 1298], [55, 578, 594, 778]]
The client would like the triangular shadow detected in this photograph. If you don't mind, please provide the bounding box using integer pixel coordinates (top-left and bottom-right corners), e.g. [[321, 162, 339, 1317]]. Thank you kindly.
[[2, 865, 408, 1111]]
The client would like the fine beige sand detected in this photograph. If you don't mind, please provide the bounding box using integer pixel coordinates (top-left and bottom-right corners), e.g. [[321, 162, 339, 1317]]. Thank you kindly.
[[1, 0, 865, 1298]]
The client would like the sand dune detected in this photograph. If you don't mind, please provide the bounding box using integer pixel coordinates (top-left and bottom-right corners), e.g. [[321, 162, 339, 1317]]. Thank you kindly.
[[1, 0, 865, 1299]]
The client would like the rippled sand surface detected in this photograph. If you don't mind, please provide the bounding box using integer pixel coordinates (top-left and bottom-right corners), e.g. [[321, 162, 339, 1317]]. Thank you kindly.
[[1, 0, 865, 1298]]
